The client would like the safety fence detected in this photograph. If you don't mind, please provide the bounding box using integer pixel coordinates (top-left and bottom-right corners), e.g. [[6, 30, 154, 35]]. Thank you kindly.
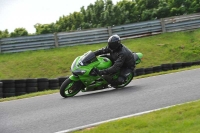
[[0, 13, 200, 53], [1, 61, 200, 98]]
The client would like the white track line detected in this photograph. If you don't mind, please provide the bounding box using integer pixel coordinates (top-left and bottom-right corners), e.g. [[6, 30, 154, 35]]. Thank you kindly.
[[55, 99, 199, 133]]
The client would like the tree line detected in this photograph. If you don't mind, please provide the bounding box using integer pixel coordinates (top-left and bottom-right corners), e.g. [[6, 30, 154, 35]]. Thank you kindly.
[[0, 0, 199, 38]]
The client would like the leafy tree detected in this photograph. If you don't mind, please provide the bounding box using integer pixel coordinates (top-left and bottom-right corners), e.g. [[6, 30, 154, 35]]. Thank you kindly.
[[183, 0, 196, 13], [190, 0, 200, 13], [115, 0, 138, 24], [80, 0, 116, 28], [169, 0, 184, 8], [91, 0, 105, 25], [135, 0, 159, 11], [145, 0, 159, 9], [156, 0, 171, 18], [80, 6, 92, 29], [0, 29, 10, 38], [141, 9, 158, 21], [101, 0, 115, 26], [10, 28, 28, 37], [68, 12, 83, 31], [135, 0, 159, 21], [168, 0, 186, 15], [55, 12, 83, 32], [30, 0, 200, 35], [34, 23, 56, 34], [170, 7, 180, 16]]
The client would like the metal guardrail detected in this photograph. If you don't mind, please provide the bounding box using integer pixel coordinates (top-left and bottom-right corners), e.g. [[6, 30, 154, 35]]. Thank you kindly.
[[162, 13, 200, 32], [0, 34, 55, 53], [111, 20, 162, 37], [57, 28, 109, 47], [0, 13, 200, 53]]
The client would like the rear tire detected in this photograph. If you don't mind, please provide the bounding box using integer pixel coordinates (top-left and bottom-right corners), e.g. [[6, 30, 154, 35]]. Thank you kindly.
[[113, 72, 134, 89], [60, 78, 84, 98]]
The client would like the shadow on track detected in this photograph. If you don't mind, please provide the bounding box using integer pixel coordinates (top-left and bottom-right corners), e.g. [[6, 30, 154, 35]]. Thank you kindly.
[[60, 85, 144, 100]]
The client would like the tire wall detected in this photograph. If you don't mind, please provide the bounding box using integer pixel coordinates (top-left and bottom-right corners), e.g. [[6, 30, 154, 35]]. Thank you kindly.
[[0, 76, 68, 98], [134, 61, 200, 77], [1, 61, 200, 98]]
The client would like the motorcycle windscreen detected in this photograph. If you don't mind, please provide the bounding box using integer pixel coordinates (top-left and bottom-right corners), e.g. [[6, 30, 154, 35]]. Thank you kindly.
[[79, 51, 98, 66]]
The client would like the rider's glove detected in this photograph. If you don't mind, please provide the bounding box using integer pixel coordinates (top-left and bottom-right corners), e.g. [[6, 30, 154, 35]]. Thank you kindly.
[[93, 68, 107, 76], [99, 70, 107, 75]]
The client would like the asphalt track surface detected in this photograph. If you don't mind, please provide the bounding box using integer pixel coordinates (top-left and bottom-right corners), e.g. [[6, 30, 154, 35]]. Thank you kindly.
[[0, 69, 200, 133]]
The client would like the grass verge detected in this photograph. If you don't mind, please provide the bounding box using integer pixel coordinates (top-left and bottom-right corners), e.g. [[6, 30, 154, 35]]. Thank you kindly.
[[74, 99, 200, 133], [0, 29, 200, 79]]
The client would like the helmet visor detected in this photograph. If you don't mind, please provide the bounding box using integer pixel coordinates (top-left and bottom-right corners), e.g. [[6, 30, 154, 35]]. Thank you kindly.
[[108, 42, 117, 50]]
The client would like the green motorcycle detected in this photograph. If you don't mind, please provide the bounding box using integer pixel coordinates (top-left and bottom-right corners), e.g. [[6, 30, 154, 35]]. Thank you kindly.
[[60, 50, 143, 98]]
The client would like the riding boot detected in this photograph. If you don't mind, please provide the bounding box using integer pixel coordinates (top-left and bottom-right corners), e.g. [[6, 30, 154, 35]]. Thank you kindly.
[[110, 76, 125, 86]]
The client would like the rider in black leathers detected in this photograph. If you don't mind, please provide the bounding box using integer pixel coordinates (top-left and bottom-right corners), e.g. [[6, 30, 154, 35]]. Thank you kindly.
[[94, 34, 135, 86]]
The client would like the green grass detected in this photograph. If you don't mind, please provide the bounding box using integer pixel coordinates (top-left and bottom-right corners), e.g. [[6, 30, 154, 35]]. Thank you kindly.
[[0, 29, 200, 79], [74, 99, 200, 133]]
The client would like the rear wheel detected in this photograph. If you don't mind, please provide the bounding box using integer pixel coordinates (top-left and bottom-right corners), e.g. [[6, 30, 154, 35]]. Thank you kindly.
[[113, 72, 134, 89], [60, 78, 84, 98]]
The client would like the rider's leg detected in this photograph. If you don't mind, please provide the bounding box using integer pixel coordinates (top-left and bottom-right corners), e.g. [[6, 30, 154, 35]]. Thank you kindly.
[[103, 68, 134, 86], [116, 68, 134, 85]]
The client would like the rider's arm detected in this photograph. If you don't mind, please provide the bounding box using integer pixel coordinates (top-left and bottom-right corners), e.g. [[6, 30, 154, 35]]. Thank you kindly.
[[101, 53, 125, 74], [94, 46, 110, 56]]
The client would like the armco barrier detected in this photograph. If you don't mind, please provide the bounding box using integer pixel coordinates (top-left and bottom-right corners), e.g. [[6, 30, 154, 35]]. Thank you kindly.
[[0, 13, 200, 54], [0, 61, 200, 98]]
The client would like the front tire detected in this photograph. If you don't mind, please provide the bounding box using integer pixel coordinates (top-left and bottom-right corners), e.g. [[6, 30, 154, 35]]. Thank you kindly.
[[60, 78, 84, 98]]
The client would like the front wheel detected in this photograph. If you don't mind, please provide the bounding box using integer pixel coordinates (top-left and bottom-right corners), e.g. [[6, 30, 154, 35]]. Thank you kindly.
[[60, 78, 84, 98]]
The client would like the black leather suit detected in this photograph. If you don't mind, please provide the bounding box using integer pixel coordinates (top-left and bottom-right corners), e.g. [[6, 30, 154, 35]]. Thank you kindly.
[[94, 44, 135, 85]]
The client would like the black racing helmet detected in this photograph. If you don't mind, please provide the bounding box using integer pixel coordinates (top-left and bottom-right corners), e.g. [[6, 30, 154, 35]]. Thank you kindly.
[[108, 35, 121, 51]]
